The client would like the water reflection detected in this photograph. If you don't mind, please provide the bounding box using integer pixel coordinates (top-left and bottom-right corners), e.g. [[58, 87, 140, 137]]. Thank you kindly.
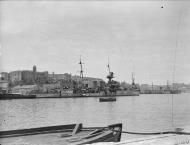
[[0, 94, 190, 135]]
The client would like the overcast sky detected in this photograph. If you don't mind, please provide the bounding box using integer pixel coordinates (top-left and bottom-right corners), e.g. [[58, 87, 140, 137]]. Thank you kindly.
[[0, 1, 190, 84]]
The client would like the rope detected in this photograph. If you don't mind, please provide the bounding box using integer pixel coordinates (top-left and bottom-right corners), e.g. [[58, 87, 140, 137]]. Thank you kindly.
[[113, 130, 190, 135], [115, 135, 176, 145], [171, 8, 184, 127]]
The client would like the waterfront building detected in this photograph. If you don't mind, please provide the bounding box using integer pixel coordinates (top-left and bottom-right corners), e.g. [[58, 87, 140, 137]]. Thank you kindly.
[[42, 83, 61, 93], [9, 71, 22, 84], [0, 72, 9, 81], [9, 66, 49, 85], [11, 85, 39, 95], [35, 71, 49, 84], [61, 89, 73, 96], [22, 71, 34, 84], [0, 80, 9, 93], [0, 72, 10, 93], [140, 83, 181, 94], [49, 73, 72, 81]]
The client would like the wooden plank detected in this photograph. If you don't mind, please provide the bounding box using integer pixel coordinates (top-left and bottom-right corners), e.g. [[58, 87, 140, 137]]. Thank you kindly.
[[72, 124, 83, 135]]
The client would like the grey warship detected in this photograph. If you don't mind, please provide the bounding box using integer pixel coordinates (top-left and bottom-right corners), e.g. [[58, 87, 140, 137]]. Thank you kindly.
[[66, 58, 140, 98]]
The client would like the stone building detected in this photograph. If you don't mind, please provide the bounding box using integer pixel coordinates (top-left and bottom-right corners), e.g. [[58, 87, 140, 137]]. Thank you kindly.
[[9, 71, 22, 84], [11, 85, 39, 95], [22, 71, 34, 84], [9, 65, 49, 85], [48, 73, 72, 82], [35, 71, 48, 84], [42, 83, 61, 93], [0, 80, 9, 93], [0, 72, 9, 81]]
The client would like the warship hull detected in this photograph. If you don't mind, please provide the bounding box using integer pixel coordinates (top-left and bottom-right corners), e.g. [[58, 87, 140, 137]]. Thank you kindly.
[[0, 94, 36, 100]]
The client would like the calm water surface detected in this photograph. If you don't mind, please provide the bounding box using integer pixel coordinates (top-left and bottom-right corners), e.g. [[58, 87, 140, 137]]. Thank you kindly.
[[0, 93, 190, 140]]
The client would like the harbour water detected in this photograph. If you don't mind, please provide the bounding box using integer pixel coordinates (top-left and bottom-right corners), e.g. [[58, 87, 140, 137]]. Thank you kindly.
[[0, 93, 190, 141]]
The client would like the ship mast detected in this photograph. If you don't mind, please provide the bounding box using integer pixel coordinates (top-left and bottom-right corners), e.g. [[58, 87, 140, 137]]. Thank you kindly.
[[79, 56, 84, 81], [167, 80, 170, 90], [107, 58, 114, 82], [107, 58, 111, 74], [132, 72, 135, 86], [152, 82, 153, 91]]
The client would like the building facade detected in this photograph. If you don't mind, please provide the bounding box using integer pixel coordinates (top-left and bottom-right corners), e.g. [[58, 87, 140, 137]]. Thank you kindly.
[[35, 71, 48, 84], [9, 71, 22, 84], [22, 71, 34, 84], [9, 66, 49, 85], [11, 85, 39, 95], [0, 72, 9, 81]]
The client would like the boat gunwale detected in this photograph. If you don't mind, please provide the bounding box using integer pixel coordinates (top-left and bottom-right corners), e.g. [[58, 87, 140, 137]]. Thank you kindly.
[[0, 123, 122, 138], [0, 124, 77, 138]]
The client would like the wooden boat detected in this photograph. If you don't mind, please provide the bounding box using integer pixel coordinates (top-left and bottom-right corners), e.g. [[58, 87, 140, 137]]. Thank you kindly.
[[0, 123, 122, 145], [99, 97, 117, 102]]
